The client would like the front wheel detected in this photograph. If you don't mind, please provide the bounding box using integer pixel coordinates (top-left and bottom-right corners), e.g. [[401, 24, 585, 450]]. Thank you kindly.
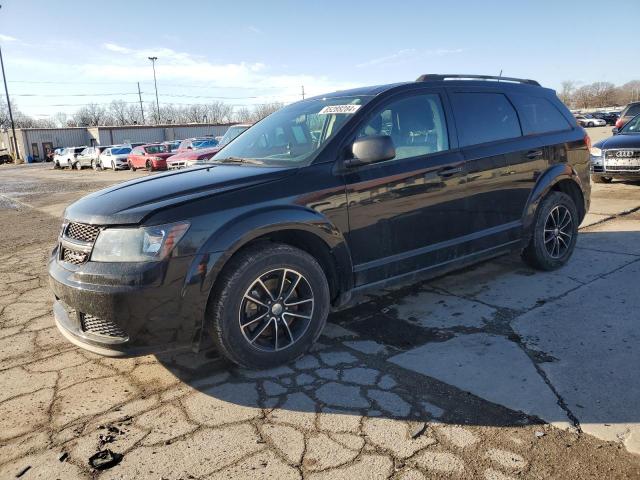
[[208, 243, 330, 369], [74, 162, 82, 170], [587, 122, 594, 128], [129, 161, 136, 172], [592, 175, 612, 184], [522, 191, 579, 271], [91, 160, 96, 170], [111, 160, 117, 171], [146, 160, 153, 172]]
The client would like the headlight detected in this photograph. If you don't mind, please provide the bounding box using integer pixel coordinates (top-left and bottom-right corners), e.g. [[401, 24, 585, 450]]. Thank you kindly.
[[590, 147, 602, 157], [91, 222, 190, 262]]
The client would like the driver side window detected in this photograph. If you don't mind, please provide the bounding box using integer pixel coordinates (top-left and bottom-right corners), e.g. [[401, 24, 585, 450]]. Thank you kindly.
[[356, 93, 449, 161]]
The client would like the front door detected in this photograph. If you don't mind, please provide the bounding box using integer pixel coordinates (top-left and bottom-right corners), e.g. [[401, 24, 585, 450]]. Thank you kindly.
[[342, 90, 467, 286]]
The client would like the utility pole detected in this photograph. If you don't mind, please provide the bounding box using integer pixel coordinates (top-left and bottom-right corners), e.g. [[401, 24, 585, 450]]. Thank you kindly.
[[0, 44, 19, 160], [137, 82, 145, 124], [148, 56, 160, 124], [301, 85, 305, 100]]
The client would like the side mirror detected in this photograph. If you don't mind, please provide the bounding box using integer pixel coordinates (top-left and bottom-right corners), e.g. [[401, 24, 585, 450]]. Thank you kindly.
[[612, 128, 619, 135], [346, 135, 395, 167]]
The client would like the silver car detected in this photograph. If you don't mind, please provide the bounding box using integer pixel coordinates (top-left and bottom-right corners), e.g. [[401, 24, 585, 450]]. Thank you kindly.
[[98, 146, 132, 171]]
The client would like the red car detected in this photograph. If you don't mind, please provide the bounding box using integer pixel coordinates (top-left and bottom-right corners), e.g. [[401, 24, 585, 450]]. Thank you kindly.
[[166, 146, 220, 170], [127, 144, 172, 171]]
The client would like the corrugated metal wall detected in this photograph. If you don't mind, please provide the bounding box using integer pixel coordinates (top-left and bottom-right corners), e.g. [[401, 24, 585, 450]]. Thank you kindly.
[[12, 124, 233, 159]]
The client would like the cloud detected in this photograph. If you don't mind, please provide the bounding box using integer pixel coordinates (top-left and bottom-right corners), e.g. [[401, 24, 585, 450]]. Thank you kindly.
[[356, 48, 464, 68], [246, 26, 262, 34], [0, 34, 18, 42]]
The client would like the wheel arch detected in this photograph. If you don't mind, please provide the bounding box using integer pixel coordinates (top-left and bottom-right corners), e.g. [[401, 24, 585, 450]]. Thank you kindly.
[[182, 207, 354, 350], [522, 164, 586, 243]]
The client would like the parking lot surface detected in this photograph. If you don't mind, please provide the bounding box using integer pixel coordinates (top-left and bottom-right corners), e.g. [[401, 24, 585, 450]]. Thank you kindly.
[[1, 142, 639, 478]]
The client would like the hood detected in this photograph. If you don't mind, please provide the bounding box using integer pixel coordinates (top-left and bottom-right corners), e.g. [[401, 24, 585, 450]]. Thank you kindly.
[[167, 147, 219, 162], [64, 165, 294, 225], [594, 134, 640, 149]]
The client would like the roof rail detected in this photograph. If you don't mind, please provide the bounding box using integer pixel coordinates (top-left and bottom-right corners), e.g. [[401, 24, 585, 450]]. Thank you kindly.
[[416, 74, 540, 86]]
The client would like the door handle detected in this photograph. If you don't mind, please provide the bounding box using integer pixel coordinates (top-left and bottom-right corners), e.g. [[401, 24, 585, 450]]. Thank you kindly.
[[526, 150, 544, 159], [437, 166, 463, 177]]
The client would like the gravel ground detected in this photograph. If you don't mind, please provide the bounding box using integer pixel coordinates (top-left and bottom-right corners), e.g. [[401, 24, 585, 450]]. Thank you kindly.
[[0, 154, 639, 479]]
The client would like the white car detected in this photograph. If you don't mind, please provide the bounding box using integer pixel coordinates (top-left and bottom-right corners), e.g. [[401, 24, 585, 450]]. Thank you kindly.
[[53, 147, 86, 169], [98, 146, 132, 171], [575, 115, 606, 128]]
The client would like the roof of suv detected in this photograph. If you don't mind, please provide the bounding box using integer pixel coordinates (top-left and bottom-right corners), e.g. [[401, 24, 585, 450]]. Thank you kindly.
[[307, 74, 549, 102]]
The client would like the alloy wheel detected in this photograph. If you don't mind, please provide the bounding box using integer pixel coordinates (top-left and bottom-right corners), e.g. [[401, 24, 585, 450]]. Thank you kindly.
[[239, 268, 314, 352], [544, 205, 573, 259]]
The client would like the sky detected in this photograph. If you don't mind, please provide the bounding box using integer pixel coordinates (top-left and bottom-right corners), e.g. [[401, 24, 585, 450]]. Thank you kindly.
[[1, 0, 639, 119]]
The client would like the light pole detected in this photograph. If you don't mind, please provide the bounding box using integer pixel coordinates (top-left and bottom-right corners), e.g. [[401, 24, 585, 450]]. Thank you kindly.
[[0, 45, 18, 160], [148, 56, 160, 124]]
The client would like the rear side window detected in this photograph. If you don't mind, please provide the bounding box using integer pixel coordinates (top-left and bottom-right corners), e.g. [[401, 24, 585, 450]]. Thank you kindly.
[[510, 93, 571, 134], [450, 92, 521, 147]]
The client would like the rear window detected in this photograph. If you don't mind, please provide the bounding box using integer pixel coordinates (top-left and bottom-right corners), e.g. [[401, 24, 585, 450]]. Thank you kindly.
[[510, 93, 571, 135], [450, 92, 521, 147]]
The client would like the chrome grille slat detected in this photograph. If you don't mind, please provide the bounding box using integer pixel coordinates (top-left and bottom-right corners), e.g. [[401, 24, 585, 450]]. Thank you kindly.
[[62, 248, 88, 265], [66, 222, 101, 242], [81, 314, 128, 339]]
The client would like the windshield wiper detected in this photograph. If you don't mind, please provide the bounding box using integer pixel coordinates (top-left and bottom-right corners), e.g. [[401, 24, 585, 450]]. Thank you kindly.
[[213, 157, 265, 165]]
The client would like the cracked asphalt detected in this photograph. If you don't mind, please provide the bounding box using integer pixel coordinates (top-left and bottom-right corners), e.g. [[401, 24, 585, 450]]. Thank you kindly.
[[1, 152, 639, 479]]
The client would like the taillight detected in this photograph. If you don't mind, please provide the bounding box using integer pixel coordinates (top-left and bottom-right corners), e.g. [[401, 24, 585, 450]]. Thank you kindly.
[[584, 134, 591, 150], [615, 118, 623, 129]]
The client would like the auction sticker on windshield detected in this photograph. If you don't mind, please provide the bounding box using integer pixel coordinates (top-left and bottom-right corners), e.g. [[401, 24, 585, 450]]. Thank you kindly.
[[318, 105, 361, 115]]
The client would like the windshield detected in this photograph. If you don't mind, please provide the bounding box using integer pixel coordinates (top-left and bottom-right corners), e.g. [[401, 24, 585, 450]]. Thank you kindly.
[[219, 125, 249, 146], [213, 96, 373, 166], [111, 147, 131, 155], [144, 145, 167, 154], [620, 115, 640, 134], [192, 139, 218, 149]]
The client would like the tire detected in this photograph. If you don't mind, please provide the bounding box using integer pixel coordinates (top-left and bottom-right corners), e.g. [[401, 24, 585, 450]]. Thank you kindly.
[[129, 161, 136, 172], [591, 175, 612, 184], [208, 243, 330, 369], [522, 191, 579, 271], [587, 122, 594, 128], [146, 160, 153, 172], [91, 160, 96, 170], [74, 162, 82, 170], [53, 161, 60, 169], [111, 160, 117, 171]]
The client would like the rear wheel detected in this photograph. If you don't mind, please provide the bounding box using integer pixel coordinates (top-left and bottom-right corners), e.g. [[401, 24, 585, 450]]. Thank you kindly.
[[587, 122, 594, 128], [111, 160, 117, 171], [53, 161, 60, 169], [522, 191, 579, 271], [592, 175, 612, 184], [208, 243, 330, 369], [74, 162, 82, 170], [91, 160, 96, 170]]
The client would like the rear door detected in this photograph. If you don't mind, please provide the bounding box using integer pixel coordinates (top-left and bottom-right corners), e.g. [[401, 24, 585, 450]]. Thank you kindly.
[[130, 147, 144, 167], [506, 92, 574, 215], [448, 89, 528, 248]]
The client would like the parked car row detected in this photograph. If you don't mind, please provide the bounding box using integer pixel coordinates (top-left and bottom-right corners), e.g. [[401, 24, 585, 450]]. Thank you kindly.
[[50, 125, 251, 173]]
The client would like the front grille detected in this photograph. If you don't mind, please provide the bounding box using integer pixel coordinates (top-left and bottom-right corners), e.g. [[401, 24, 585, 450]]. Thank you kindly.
[[66, 222, 101, 242], [81, 313, 128, 339], [62, 248, 88, 265], [605, 150, 640, 159], [606, 165, 640, 172]]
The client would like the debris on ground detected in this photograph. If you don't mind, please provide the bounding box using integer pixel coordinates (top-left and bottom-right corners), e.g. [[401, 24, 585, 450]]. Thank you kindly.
[[89, 449, 123, 470], [535, 431, 546, 438], [58, 452, 69, 462], [15, 465, 31, 478]]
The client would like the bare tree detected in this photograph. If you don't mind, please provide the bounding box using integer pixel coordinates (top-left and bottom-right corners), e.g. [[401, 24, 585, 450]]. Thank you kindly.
[[109, 100, 131, 126], [251, 102, 284, 122], [74, 103, 109, 126], [559, 80, 577, 107], [206, 101, 234, 124], [233, 106, 252, 123], [183, 103, 209, 123]]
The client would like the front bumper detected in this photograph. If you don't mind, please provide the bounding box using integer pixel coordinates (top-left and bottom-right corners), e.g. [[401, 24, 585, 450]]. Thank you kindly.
[[49, 248, 197, 356]]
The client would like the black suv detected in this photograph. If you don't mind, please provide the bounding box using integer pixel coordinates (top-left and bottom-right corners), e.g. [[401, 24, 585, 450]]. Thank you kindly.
[[49, 74, 591, 369]]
